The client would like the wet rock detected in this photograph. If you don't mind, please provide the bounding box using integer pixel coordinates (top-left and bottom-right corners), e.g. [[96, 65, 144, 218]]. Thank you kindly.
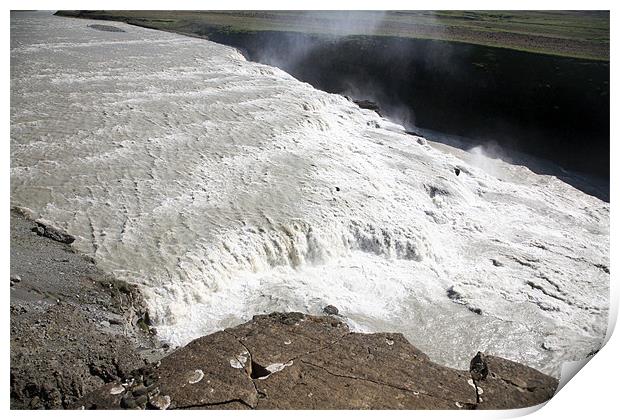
[[446, 287, 482, 315], [88, 24, 126, 33], [470, 351, 489, 403], [470, 352, 489, 382], [594, 263, 609, 274], [468, 307, 483, 315], [406, 130, 423, 137], [32, 219, 75, 244], [323, 305, 339, 316], [353, 99, 381, 115], [446, 286, 461, 300]]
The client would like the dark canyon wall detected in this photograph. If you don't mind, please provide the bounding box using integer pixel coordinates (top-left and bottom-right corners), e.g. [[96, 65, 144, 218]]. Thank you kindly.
[[196, 27, 609, 178]]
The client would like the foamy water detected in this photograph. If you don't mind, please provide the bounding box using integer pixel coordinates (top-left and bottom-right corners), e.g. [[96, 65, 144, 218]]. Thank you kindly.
[[10, 11, 609, 376]]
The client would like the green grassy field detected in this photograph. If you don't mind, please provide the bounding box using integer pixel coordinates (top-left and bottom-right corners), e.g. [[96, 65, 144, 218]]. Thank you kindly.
[[55, 10, 609, 60]]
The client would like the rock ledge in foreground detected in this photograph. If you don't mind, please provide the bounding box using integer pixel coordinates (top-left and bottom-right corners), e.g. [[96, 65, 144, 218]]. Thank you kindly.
[[76, 312, 558, 410]]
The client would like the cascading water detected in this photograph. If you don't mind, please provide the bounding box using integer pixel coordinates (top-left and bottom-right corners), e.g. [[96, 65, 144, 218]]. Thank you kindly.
[[10, 11, 609, 377]]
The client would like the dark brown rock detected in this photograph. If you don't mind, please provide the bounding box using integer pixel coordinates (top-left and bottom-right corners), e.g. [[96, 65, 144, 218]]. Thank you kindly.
[[353, 99, 381, 115], [470, 351, 489, 382], [255, 361, 461, 409], [75, 313, 558, 410], [10, 303, 143, 409], [225, 312, 349, 367], [298, 332, 476, 406], [323, 305, 339, 315], [476, 355, 558, 409], [153, 330, 258, 409]]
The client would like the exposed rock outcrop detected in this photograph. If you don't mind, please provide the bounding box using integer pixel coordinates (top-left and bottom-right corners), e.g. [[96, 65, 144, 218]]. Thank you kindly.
[[32, 218, 76, 244], [10, 209, 167, 409], [75, 312, 558, 410], [352, 99, 382, 116]]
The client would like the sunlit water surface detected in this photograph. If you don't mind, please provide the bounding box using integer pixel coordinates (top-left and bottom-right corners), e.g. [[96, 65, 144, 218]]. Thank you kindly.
[[11, 11, 609, 376]]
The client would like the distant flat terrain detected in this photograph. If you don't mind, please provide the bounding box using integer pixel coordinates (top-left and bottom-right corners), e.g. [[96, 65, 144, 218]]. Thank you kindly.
[[55, 10, 609, 61]]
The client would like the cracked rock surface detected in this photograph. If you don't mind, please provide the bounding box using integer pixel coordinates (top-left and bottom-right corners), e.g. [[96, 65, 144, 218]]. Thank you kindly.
[[75, 312, 558, 409], [476, 355, 558, 409]]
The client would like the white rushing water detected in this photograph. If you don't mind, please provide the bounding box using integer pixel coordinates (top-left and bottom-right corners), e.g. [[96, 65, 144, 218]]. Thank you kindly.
[[10, 11, 609, 376]]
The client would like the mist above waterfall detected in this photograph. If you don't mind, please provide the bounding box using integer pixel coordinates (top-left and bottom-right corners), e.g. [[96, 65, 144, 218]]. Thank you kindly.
[[10, 12, 609, 377]]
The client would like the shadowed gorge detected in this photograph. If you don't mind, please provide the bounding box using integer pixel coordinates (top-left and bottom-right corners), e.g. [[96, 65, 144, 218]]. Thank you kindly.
[[211, 31, 609, 177], [55, 10, 610, 183]]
